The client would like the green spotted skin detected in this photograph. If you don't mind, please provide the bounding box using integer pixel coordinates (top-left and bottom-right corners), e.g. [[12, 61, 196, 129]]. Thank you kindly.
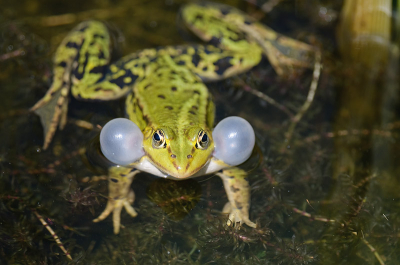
[[32, 2, 316, 234]]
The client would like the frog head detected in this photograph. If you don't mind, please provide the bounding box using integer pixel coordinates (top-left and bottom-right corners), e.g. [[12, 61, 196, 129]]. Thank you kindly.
[[100, 117, 255, 178], [142, 125, 214, 179]]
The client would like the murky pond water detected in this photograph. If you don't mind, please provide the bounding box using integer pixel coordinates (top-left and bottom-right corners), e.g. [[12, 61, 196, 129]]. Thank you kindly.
[[1, 0, 399, 264]]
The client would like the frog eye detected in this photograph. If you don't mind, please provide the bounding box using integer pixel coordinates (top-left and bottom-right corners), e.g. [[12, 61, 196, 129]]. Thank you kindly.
[[196, 130, 209, 149], [212, 116, 255, 166], [100, 118, 145, 166], [152, 130, 166, 148]]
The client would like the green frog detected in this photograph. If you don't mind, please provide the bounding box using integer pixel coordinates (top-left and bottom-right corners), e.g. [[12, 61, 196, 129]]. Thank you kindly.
[[31, 2, 315, 234]]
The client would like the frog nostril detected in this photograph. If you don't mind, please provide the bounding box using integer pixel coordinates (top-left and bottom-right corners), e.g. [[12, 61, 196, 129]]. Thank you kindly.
[[171, 154, 176, 158], [187, 155, 193, 159]]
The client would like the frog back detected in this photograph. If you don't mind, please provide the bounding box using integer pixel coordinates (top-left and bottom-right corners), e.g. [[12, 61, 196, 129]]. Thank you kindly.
[[125, 55, 215, 132]]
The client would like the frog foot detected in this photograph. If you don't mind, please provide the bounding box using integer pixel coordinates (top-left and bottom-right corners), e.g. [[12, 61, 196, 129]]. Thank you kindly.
[[31, 87, 70, 150], [93, 189, 137, 234], [222, 202, 256, 228]]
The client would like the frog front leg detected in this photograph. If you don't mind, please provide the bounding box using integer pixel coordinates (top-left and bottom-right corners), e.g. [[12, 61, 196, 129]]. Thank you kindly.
[[93, 166, 139, 234], [217, 167, 256, 228]]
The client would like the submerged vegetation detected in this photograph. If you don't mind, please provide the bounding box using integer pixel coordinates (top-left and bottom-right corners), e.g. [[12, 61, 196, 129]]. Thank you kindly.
[[1, 0, 399, 264]]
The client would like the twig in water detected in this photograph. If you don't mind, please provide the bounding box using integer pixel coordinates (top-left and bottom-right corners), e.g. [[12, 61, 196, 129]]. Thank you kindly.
[[245, 0, 283, 13], [282, 50, 322, 151], [292, 207, 336, 223], [237, 79, 294, 118], [32, 210, 72, 260], [69, 118, 96, 130], [293, 207, 386, 265], [0, 48, 25, 61], [359, 234, 385, 265]]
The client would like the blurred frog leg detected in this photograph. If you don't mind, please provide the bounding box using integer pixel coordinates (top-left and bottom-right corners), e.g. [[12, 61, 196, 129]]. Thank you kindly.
[[31, 21, 133, 149], [217, 167, 256, 228], [181, 5, 263, 81], [93, 166, 140, 234], [181, 3, 315, 77], [243, 22, 316, 76], [173, 45, 262, 82]]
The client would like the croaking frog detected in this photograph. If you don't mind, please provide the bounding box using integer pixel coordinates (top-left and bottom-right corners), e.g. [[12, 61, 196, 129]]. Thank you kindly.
[[32, 2, 315, 234]]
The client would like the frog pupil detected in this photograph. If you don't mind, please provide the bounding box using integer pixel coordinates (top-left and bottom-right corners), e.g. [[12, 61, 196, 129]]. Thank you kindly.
[[201, 134, 208, 143], [153, 132, 161, 142]]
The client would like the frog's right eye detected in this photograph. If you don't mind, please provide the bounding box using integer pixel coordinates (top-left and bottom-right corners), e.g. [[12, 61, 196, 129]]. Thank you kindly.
[[100, 118, 144, 166], [152, 130, 166, 148]]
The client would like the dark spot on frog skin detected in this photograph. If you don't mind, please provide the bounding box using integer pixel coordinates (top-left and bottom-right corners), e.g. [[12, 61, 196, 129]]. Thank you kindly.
[[171, 154, 176, 158], [220, 8, 230, 15], [97, 51, 105, 59], [58, 61, 67, 67], [191, 54, 201, 67], [193, 90, 200, 95], [189, 111, 196, 115], [187, 155, 193, 159], [78, 26, 89, 32], [192, 106, 198, 110], [235, 201, 243, 210], [165, 106, 173, 110], [110, 70, 136, 88], [171, 86, 177, 91], [90, 65, 107, 74], [66, 41, 80, 49], [144, 84, 151, 89], [110, 178, 118, 183], [93, 34, 105, 39], [230, 186, 240, 193], [209, 36, 221, 46], [72, 53, 89, 80], [158, 94, 166, 99], [203, 46, 213, 55], [214, 56, 233, 75], [202, 66, 208, 71], [177, 61, 185, 66]]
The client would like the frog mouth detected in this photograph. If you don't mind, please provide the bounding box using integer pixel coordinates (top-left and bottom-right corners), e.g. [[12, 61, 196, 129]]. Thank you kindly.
[[134, 156, 206, 179]]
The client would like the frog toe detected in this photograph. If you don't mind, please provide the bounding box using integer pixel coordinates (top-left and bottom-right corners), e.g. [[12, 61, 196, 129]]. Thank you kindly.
[[124, 189, 138, 217], [242, 218, 257, 228], [123, 201, 138, 217], [112, 204, 123, 234], [223, 204, 256, 228], [93, 196, 138, 234], [93, 200, 114, 223], [111, 199, 137, 233]]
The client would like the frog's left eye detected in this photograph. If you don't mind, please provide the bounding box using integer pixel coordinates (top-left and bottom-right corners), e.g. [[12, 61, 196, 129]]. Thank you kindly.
[[152, 130, 166, 148], [196, 130, 209, 149]]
